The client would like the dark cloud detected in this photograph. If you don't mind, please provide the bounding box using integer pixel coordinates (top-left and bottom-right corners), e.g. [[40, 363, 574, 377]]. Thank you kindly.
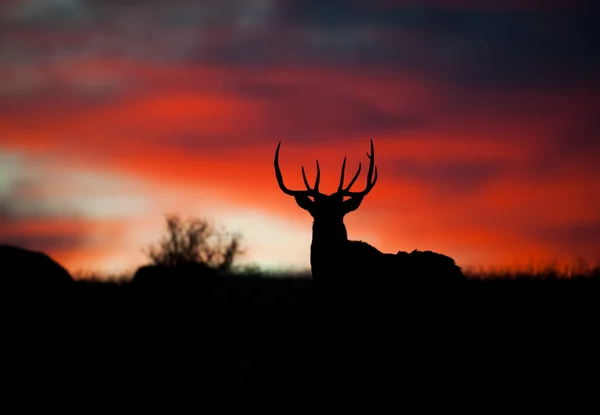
[[226, 81, 297, 100], [526, 115, 600, 178], [0, 200, 89, 254], [0, 230, 88, 253], [342, 99, 422, 133], [262, 1, 600, 88], [423, 9, 600, 89], [0, 176, 90, 254], [163, 89, 423, 152], [534, 220, 600, 255], [0, 201, 13, 221], [557, 117, 600, 158], [263, 92, 423, 143], [389, 158, 508, 195], [3, 1, 597, 89]]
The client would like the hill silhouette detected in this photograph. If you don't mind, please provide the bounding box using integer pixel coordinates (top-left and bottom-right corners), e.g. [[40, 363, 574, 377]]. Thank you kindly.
[[0, 244, 73, 289], [4, 247, 600, 385]]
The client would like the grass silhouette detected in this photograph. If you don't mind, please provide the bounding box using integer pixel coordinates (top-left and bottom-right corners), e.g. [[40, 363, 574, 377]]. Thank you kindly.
[[5, 261, 600, 385]]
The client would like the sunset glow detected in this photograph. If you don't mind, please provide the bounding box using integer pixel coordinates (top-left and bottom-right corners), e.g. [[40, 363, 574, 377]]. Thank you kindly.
[[1, 1, 598, 276]]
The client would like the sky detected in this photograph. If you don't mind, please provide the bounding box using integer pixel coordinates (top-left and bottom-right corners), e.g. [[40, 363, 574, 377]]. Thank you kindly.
[[1, 0, 599, 276]]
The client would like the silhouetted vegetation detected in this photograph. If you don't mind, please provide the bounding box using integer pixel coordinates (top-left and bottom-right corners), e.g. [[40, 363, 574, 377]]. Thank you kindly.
[[130, 214, 244, 292], [4, 244, 600, 385], [144, 213, 244, 271]]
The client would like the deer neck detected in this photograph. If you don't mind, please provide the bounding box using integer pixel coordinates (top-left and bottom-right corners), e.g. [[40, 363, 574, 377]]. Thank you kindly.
[[310, 218, 348, 279], [311, 218, 348, 247]]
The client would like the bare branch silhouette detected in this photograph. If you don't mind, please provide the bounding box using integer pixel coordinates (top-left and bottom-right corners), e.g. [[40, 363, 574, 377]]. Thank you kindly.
[[143, 213, 244, 272]]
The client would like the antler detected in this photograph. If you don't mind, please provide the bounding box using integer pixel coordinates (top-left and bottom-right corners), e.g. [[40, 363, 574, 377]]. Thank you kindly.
[[275, 139, 377, 197], [337, 139, 378, 197], [274, 141, 321, 196]]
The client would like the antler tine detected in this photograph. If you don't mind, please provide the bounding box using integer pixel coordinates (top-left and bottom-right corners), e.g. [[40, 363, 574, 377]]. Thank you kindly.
[[338, 152, 363, 193], [314, 160, 320, 192], [337, 157, 346, 192], [275, 141, 317, 196], [342, 139, 378, 197], [301, 166, 310, 190], [302, 160, 320, 192], [343, 162, 362, 192], [364, 166, 378, 193]]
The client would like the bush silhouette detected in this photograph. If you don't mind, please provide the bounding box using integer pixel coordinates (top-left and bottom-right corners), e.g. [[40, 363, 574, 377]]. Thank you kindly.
[[143, 213, 244, 272]]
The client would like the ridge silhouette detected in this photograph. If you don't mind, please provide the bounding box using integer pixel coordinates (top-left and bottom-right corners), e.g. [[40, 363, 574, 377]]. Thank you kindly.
[[2, 242, 599, 385]]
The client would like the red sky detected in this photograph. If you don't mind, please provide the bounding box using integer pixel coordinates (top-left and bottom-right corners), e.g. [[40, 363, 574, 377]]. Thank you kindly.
[[1, 1, 599, 276]]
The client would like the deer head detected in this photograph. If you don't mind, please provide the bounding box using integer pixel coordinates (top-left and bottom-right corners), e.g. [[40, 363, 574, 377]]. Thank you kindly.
[[274, 140, 378, 246]]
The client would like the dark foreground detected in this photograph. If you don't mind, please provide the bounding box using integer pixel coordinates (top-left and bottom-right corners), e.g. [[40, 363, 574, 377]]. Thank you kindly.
[[5, 270, 600, 385]]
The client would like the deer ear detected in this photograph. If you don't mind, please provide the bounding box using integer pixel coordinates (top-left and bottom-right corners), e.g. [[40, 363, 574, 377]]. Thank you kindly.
[[342, 195, 364, 213], [294, 195, 314, 212]]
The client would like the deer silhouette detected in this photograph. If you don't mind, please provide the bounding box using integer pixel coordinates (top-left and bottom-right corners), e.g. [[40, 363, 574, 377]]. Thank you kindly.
[[274, 139, 463, 292]]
